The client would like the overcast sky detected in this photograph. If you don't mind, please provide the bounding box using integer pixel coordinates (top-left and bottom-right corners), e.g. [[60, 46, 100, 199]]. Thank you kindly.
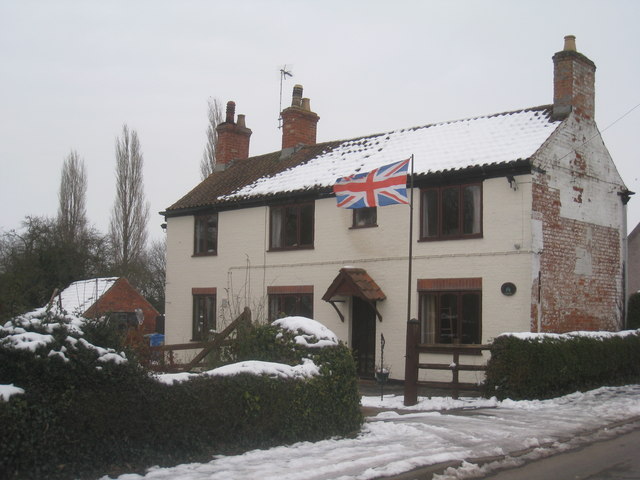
[[1, 0, 639, 242]]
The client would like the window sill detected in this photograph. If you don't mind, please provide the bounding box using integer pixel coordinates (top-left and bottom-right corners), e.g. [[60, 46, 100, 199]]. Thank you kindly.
[[268, 245, 314, 252], [192, 252, 217, 257], [418, 234, 483, 242], [349, 224, 378, 229]]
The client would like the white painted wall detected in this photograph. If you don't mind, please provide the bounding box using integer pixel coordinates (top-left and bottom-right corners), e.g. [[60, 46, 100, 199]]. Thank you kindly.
[[165, 173, 535, 379]]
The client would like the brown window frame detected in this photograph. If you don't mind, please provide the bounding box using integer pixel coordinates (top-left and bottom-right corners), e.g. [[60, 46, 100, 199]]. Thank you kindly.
[[193, 213, 218, 256], [351, 207, 378, 229], [419, 182, 483, 241], [269, 201, 315, 251], [267, 286, 314, 322], [192, 288, 216, 341], [418, 278, 482, 346]]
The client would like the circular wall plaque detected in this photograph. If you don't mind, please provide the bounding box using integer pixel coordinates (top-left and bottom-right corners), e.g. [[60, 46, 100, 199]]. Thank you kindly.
[[501, 282, 517, 296]]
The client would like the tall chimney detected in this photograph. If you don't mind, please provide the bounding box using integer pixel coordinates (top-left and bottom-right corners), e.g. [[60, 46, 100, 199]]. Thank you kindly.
[[215, 101, 252, 169], [552, 35, 596, 121], [281, 84, 320, 149]]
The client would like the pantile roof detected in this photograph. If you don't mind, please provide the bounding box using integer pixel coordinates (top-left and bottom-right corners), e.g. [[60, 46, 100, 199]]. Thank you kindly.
[[166, 105, 561, 214]]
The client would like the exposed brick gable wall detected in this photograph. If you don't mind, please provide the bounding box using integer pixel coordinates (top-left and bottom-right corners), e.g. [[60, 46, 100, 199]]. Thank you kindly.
[[83, 278, 159, 334], [532, 178, 621, 332]]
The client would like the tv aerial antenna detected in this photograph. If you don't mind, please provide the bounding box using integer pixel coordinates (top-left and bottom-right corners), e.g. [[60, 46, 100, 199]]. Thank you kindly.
[[278, 65, 293, 129]]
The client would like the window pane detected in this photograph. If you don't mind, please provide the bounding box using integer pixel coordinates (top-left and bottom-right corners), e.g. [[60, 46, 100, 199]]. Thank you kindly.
[[422, 190, 438, 238], [284, 206, 298, 247], [420, 294, 437, 344], [195, 214, 218, 254], [299, 204, 314, 246], [463, 185, 481, 235], [195, 218, 206, 253], [268, 293, 313, 321], [439, 293, 458, 343], [461, 293, 480, 344], [442, 187, 459, 236], [299, 294, 313, 318], [354, 207, 377, 227], [270, 207, 283, 248], [193, 295, 216, 340]]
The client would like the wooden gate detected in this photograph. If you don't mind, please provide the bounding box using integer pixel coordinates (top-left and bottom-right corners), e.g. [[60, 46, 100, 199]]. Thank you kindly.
[[149, 307, 251, 372]]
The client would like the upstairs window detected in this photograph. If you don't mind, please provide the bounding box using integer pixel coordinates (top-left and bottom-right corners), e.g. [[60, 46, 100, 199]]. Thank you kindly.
[[352, 207, 377, 228], [420, 183, 482, 240], [194, 213, 218, 255], [270, 202, 314, 250]]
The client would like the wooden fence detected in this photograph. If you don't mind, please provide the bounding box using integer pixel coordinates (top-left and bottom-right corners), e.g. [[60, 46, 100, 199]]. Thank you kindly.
[[149, 307, 252, 372], [403, 318, 491, 405]]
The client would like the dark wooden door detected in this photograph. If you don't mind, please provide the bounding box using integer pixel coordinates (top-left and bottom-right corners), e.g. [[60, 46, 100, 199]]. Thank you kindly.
[[352, 296, 376, 377]]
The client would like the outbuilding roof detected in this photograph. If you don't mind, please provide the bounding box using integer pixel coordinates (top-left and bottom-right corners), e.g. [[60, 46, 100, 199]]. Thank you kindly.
[[165, 105, 561, 215]]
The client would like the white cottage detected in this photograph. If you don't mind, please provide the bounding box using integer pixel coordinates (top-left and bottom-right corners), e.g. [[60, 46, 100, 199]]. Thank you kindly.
[[162, 36, 630, 380]]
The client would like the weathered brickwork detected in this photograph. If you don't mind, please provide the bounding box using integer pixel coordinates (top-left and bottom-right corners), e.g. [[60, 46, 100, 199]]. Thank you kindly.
[[532, 178, 622, 332]]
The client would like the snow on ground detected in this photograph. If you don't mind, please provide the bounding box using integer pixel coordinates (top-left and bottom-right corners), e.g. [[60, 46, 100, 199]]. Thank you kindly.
[[103, 384, 640, 480]]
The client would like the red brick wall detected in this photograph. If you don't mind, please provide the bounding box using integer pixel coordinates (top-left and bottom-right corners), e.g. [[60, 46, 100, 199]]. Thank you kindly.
[[215, 122, 252, 166], [531, 179, 621, 332], [281, 107, 319, 149], [84, 278, 159, 334]]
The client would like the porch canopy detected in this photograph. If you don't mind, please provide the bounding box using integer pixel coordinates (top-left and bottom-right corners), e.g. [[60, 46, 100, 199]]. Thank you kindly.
[[322, 267, 386, 322]]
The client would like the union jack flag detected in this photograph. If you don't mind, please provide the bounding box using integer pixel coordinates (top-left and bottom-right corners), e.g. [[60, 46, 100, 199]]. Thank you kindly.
[[333, 159, 410, 208]]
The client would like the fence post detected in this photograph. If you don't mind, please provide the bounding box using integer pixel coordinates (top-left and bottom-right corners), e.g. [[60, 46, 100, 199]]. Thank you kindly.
[[404, 318, 420, 406], [451, 351, 460, 400]]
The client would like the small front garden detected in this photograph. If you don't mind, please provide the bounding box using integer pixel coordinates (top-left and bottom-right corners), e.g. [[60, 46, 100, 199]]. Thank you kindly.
[[0, 310, 362, 480]]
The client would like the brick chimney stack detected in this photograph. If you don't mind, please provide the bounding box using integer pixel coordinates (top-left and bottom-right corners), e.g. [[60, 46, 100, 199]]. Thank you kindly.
[[281, 84, 320, 149], [215, 101, 252, 169], [552, 35, 596, 121]]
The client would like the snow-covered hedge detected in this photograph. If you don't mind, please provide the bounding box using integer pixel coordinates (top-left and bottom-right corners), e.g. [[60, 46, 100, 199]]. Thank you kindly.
[[484, 329, 640, 400], [0, 313, 361, 480]]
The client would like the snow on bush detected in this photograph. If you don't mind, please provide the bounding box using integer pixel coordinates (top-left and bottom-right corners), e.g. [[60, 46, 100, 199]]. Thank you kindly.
[[154, 316, 337, 385], [1, 311, 128, 370], [499, 329, 640, 342], [273, 316, 339, 348], [0, 383, 24, 402]]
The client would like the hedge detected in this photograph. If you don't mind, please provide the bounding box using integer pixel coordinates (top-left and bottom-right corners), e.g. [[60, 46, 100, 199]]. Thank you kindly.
[[0, 314, 362, 480], [483, 330, 640, 400]]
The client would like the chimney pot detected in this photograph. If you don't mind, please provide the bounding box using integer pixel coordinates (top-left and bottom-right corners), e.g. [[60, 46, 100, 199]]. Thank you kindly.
[[215, 101, 251, 167], [563, 35, 577, 52], [292, 84, 303, 107], [225, 101, 236, 123], [280, 85, 319, 149]]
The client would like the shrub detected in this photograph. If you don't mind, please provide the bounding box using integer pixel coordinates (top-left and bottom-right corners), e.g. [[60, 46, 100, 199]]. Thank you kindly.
[[0, 314, 362, 479], [483, 331, 640, 400], [628, 292, 640, 329]]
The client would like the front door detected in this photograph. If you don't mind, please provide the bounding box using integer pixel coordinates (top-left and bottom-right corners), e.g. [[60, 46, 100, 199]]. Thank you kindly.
[[352, 296, 376, 378]]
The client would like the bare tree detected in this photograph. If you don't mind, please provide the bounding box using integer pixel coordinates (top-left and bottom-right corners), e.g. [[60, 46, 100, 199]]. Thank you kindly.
[[109, 125, 149, 278], [199, 97, 223, 180], [57, 150, 88, 243]]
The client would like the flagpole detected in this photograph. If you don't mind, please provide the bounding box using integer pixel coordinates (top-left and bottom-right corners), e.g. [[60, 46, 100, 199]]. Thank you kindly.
[[407, 154, 415, 322]]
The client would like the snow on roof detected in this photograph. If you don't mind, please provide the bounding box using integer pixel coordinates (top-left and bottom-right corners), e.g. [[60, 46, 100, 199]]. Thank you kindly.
[[224, 106, 560, 200], [50, 277, 118, 315]]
